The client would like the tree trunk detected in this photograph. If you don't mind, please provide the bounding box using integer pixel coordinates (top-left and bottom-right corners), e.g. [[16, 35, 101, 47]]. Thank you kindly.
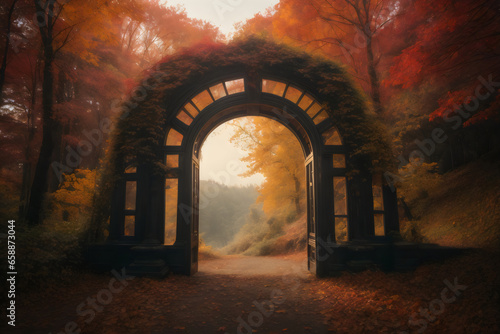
[[25, 0, 68, 225], [19, 131, 35, 219], [26, 43, 55, 224], [0, 0, 18, 102], [365, 34, 383, 115], [19, 72, 38, 219], [26, 0, 57, 225], [19, 47, 42, 220], [48, 69, 68, 192]]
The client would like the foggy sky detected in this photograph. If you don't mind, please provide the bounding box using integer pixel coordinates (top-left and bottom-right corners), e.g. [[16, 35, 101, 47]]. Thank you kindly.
[[163, 0, 279, 36]]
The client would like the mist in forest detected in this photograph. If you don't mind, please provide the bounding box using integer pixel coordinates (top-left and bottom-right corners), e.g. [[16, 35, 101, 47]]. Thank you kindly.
[[199, 117, 307, 255], [198, 180, 261, 249]]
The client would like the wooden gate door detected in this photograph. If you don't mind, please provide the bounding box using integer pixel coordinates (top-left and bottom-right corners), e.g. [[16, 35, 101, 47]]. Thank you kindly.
[[191, 156, 200, 274], [305, 154, 316, 273]]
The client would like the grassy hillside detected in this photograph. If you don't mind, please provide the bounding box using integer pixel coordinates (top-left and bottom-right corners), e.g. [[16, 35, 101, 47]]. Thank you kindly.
[[400, 158, 500, 249], [221, 212, 307, 256], [199, 180, 260, 249]]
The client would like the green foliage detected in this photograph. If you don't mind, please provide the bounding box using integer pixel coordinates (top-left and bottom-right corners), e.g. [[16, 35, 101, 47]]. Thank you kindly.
[[0, 180, 19, 222], [0, 215, 88, 294], [2, 169, 98, 291], [16, 219, 86, 290]]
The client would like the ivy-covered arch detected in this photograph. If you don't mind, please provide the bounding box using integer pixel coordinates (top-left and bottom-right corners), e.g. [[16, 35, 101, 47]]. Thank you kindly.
[[88, 37, 399, 277]]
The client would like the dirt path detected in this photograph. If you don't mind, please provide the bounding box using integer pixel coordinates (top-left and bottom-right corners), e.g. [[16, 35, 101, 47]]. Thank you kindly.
[[6, 250, 500, 334], [198, 253, 310, 276], [12, 253, 330, 334]]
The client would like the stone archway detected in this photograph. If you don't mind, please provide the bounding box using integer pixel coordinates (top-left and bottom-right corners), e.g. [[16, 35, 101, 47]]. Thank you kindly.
[[89, 37, 400, 277], [172, 76, 338, 276]]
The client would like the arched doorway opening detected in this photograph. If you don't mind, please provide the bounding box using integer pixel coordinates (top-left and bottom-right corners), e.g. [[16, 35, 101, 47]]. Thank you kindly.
[[193, 116, 307, 270], [195, 116, 308, 271]]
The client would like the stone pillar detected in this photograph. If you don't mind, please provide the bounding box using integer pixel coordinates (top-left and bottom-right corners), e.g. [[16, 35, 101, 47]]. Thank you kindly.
[[383, 185, 400, 236], [136, 164, 162, 244], [108, 181, 125, 242], [348, 174, 374, 239]]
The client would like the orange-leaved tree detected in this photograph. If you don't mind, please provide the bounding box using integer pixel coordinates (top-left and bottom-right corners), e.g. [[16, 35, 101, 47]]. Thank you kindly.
[[239, 0, 401, 115], [385, 0, 500, 126], [230, 117, 305, 218]]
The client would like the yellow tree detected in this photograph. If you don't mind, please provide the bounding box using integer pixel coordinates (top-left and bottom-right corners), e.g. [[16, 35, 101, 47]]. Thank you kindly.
[[230, 117, 305, 217], [52, 169, 97, 220]]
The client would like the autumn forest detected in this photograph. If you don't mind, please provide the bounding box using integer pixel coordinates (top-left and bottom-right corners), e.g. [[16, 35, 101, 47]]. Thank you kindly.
[[0, 0, 499, 333]]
